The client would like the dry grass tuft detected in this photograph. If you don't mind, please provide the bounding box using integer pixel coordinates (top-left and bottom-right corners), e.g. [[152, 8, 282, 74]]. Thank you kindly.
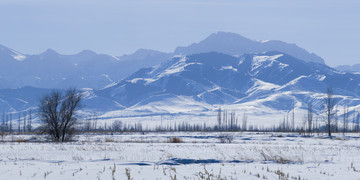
[[168, 137, 184, 143], [105, 138, 115, 142]]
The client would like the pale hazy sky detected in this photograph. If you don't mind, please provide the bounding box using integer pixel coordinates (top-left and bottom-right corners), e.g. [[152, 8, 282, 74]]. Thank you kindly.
[[0, 0, 359, 66]]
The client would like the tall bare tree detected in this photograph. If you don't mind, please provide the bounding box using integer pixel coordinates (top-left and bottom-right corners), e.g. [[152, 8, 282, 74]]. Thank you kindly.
[[355, 110, 360, 132], [334, 105, 339, 133], [292, 103, 295, 132], [324, 87, 336, 138], [342, 103, 349, 134], [242, 113, 247, 131], [307, 102, 313, 135], [217, 107, 222, 130], [27, 109, 32, 132], [39, 88, 82, 142]]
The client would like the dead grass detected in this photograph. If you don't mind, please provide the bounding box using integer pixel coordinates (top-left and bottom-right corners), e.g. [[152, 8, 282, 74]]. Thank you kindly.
[[13, 138, 29, 143], [105, 138, 115, 142], [168, 137, 184, 143]]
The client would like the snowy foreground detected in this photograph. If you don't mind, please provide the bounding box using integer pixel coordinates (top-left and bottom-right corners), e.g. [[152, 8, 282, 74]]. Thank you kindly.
[[1, 132, 360, 179]]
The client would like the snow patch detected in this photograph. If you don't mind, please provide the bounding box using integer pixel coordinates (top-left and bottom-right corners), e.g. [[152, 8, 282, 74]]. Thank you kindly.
[[251, 54, 283, 72], [278, 62, 289, 70], [101, 74, 114, 83], [127, 78, 155, 84], [220, 66, 238, 72], [316, 75, 326, 81], [16, 98, 28, 104], [11, 49, 26, 61]]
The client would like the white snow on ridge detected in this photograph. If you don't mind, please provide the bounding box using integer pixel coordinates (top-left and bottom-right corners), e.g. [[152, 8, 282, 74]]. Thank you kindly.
[[128, 57, 203, 85], [316, 74, 326, 81], [81, 89, 96, 99], [101, 74, 114, 83], [111, 56, 120, 61], [257, 39, 270, 43], [11, 49, 26, 61], [127, 78, 155, 84], [246, 79, 279, 95], [220, 66, 238, 72], [102, 82, 118, 89], [207, 86, 221, 92], [16, 98, 28, 104], [277, 75, 308, 90], [278, 62, 289, 69], [251, 54, 284, 71], [160, 57, 188, 76]]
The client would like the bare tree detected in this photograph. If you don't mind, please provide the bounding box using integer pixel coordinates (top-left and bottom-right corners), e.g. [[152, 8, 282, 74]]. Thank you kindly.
[[112, 120, 123, 132], [242, 113, 247, 131], [292, 103, 295, 132], [334, 105, 339, 133], [307, 102, 313, 135], [342, 103, 349, 134], [38, 88, 82, 142], [27, 109, 32, 132], [355, 110, 360, 132], [217, 108, 222, 130], [18, 112, 21, 134], [229, 110, 236, 131], [324, 87, 336, 138], [23, 111, 27, 133]]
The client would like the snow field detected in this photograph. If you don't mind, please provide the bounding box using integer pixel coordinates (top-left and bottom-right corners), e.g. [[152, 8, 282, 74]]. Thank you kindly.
[[1, 132, 360, 179]]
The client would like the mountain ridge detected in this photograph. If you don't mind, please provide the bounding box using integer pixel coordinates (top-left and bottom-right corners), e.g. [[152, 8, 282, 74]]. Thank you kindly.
[[1, 51, 359, 123], [174, 32, 325, 64]]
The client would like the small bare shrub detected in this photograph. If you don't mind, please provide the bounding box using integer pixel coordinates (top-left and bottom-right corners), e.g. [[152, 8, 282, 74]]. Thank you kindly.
[[111, 163, 116, 180], [260, 150, 303, 164], [13, 138, 29, 143], [195, 165, 227, 180], [168, 137, 183, 143], [218, 135, 233, 143], [105, 138, 115, 142], [125, 168, 132, 180]]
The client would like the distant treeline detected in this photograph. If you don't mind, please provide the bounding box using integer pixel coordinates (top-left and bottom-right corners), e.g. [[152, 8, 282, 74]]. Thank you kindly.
[[1, 104, 360, 136]]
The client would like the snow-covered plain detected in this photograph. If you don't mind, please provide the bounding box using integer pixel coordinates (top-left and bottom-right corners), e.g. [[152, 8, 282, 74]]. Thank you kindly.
[[1, 132, 360, 179]]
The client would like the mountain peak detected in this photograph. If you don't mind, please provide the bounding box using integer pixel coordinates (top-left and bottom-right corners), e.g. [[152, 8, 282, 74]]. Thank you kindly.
[[41, 48, 59, 56], [132, 48, 164, 56], [77, 50, 97, 56], [0, 44, 26, 61], [174, 32, 325, 64], [117, 48, 169, 62], [207, 31, 250, 41]]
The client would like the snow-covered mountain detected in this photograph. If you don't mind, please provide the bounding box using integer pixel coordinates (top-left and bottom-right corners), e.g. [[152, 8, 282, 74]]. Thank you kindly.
[[174, 32, 325, 64], [0, 32, 326, 90], [1, 32, 360, 123], [0, 45, 170, 89], [1, 51, 360, 123], [98, 51, 360, 117]]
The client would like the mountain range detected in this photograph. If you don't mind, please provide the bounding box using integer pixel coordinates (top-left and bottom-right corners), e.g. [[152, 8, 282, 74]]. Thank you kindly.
[[0, 44, 170, 89], [335, 64, 360, 73], [0, 32, 329, 90], [98, 51, 360, 114], [0, 32, 359, 123], [175, 32, 325, 64]]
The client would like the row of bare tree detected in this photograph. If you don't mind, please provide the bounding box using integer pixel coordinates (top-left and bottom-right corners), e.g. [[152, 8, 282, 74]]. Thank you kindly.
[[1, 87, 359, 141], [0, 110, 33, 135]]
